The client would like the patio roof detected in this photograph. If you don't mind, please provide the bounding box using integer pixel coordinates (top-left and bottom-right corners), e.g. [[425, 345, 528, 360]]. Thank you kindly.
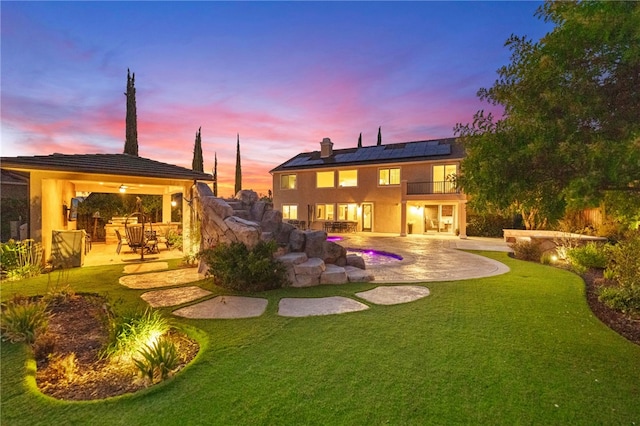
[[0, 153, 214, 181]]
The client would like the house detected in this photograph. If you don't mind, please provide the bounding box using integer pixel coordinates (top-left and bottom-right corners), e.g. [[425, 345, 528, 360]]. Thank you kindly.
[[270, 137, 468, 237], [0, 153, 214, 263]]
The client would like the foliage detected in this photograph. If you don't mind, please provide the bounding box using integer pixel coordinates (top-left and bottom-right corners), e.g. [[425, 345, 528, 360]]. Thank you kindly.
[[598, 232, 640, 314], [77, 193, 163, 224], [124, 68, 138, 156], [0, 297, 49, 344], [565, 242, 608, 273], [0, 197, 28, 242], [599, 286, 640, 316], [456, 2, 640, 229], [0, 239, 43, 281], [509, 239, 541, 262], [101, 308, 170, 360], [377, 126, 382, 146], [235, 134, 242, 195], [165, 229, 183, 251], [47, 353, 79, 384], [466, 214, 516, 237], [192, 127, 204, 172], [133, 338, 179, 384], [201, 240, 288, 292]]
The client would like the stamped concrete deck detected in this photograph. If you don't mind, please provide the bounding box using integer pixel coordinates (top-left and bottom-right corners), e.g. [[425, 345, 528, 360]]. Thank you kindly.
[[113, 234, 511, 319]]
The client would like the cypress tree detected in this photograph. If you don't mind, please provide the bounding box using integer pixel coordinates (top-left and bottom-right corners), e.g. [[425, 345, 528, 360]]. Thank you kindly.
[[357, 132, 362, 148], [234, 134, 242, 195], [123, 69, 139, 156], [377, 126, 382, 146], [192, 127, 203, 172], [213, 152, 218, 196]]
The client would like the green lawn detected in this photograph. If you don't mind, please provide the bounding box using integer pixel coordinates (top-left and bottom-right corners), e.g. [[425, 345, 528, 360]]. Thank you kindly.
[[2, 253, 639, 425]]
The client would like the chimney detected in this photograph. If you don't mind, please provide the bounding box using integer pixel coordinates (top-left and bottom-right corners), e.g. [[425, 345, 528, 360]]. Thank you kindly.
[[320, 137, 333, 158]]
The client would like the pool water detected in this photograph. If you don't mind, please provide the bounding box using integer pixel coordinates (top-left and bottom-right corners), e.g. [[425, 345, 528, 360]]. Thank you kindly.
[[346, 248, 403, 266]]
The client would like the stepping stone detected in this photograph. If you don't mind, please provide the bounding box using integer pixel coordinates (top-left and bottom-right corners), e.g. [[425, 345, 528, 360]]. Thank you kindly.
[[173, 296, 268, 319], [278, 296, 369, 317], [356, 285, 430, 305], [123, 261, 168, 274], [119, 268, 204, 289], [141, 286, 212, 308]]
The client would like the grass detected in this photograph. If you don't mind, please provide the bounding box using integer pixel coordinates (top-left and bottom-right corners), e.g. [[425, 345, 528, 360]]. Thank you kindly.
[[2, 252, 639, 425]]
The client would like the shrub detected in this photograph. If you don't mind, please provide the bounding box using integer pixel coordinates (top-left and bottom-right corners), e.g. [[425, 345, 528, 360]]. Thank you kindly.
[[0, 297, 49, 344], [102, 308, 170, 360], [598, 232, 640, 315], [599, 286, 640, 315], [466, 214, 515, 238], [509, 239, 541, 262], [133, 338, 179, 383], [1, 239, 43, 280], [200, 240, 289, 292], [566, 242, 608, 272]]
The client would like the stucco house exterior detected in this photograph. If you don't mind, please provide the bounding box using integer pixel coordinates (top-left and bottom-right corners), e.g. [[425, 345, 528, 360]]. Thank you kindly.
[[0, 153, 214, 263], [270, 137, 468, 237]]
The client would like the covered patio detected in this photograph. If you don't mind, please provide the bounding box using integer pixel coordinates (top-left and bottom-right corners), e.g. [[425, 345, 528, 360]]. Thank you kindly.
[[0, 153, 214, 266]]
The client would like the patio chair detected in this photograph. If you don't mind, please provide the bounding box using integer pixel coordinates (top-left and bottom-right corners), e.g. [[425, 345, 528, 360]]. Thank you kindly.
[[115, 229, 127, 255]]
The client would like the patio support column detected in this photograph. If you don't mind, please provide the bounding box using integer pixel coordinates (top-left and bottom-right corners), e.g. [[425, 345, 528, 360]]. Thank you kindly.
[[181, 184, 194, 255], [400, 179, 408, 236], [400, 200, 407, 237], [162, 193, 172, 223], [458, 200, 467, 239]]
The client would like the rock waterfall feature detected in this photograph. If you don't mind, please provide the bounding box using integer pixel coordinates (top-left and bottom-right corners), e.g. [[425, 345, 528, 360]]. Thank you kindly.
[[193, 183, 373, 286]]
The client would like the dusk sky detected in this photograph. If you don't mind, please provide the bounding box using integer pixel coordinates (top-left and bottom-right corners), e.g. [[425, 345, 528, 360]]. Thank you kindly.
[[1, 1, 552, 197]]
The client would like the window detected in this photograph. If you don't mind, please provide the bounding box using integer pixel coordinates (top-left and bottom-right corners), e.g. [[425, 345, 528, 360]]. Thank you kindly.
[[316, 203, 335, 220], [338, 203, 358, 221], [282, 204, 298, 220], [433, 164, 457, 193], [316, 171, 335, 188], [338, 170, 358, 187], [379, 168, 400, 185], [280, 174, 297, 190]]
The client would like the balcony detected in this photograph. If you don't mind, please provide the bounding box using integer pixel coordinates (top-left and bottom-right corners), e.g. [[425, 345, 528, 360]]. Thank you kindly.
[[406, 181, 460, 195]]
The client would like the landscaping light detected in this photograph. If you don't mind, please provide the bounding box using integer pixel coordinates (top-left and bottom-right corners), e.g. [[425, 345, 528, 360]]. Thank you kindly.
[[119, 184, 127, 193]]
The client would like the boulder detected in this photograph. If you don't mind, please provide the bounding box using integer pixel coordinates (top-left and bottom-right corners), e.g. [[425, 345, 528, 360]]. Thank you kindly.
[[250, 201, 268, 222], [261, 210, 283, 233], [322, 241, 346, 264], [224, 216, 261, 248], [304, 230, 327, 259], [201, 197, 234, 219], [292, 273, 320, 288], [344, 266, 375, 282], [289, 229, 306, 252], [236, 190, 259, 206], [320, 264, 348, 285], [275, 222, 295, 246], [277, 252, 308, 266], [346, 253, 366, 270], [294, 257, 326, 275]]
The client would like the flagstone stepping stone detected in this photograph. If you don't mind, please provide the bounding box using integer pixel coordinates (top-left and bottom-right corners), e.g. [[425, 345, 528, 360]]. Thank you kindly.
[[278, 296, 369, 317], [123, 262, 169, 274], [141, 286, 213, 308], [355, 285, 430, 305], [119, 268, 204, 289], [173, 296, 268, 319]]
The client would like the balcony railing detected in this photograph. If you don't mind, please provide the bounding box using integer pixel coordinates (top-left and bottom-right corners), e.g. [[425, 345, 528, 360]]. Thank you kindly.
[[406, 181, 460, 195]]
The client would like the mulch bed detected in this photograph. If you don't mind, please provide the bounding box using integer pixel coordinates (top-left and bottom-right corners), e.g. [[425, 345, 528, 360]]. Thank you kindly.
[[33, 294, 199, 401], [583, 269, 640, 346]]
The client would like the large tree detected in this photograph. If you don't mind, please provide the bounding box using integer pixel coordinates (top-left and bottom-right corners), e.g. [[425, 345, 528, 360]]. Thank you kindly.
[[123, 69, 139, 156], [192, 127, 203, 172], [234, 134, 242, 195], [456, 1, 640, 229], [377, 127, 382, 146]]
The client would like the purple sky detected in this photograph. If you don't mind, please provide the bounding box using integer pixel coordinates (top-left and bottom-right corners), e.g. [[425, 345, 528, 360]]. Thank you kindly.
[[1, 1, 552, 197]]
